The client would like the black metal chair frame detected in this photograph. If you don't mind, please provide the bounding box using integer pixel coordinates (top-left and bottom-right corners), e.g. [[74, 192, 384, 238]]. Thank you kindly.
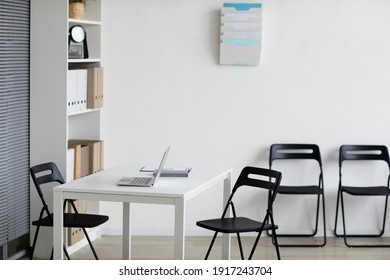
[[267, 144, 326, 247], [30, 162, 109, 259], [196, 166, 282, 260], [334, 145, 390, 248]]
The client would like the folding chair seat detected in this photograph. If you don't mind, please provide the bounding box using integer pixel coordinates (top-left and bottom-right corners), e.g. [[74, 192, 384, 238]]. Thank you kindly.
[[268, 144, 326, 247], [196, 166, 282, 260], [334, 145, 390, 247], [30, 162, 109, 259]]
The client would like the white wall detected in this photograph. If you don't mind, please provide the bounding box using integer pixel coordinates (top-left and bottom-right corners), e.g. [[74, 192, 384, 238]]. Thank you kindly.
[[100, 0, 390, 236]]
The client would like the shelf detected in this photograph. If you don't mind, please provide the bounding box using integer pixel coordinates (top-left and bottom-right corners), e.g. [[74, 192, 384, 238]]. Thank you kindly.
[[68, 109, 101, 140], [68, 108, 101, 117], [31, 0, 103, 258], [68, 58, 101, 64], [68, 18, 101, 26]]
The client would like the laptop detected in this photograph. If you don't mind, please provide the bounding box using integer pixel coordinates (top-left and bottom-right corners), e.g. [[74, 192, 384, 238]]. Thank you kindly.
[[117, 146, 170, 187]]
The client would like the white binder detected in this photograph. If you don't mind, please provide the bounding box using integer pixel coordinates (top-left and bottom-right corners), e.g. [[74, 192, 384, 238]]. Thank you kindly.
[[67, 69, 88, 113]]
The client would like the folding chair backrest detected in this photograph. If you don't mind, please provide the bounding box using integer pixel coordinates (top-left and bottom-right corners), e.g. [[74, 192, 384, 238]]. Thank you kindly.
[[270, 144, 322, 166], [30, 162, 65, 207], [339, 145, 390, 166], [232, 166, 282, 194], [224, 167, 281, 215]]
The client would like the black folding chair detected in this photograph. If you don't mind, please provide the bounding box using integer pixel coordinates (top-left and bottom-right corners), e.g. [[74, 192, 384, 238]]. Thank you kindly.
[[30, 162, 109, 259], [334, 145, 390, 247], [196, 166, 282, 260], [268, 144, 326, 247]]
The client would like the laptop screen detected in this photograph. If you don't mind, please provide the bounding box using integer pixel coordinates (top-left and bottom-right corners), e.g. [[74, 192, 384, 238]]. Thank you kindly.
[[154, 146, 170, 183]]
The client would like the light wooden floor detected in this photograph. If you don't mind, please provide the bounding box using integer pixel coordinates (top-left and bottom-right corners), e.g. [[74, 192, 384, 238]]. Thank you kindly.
[[70, 236, 390, 260]]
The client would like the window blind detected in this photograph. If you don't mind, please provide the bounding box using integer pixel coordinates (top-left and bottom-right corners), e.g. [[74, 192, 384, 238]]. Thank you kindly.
[[0, 0, 30, 247]]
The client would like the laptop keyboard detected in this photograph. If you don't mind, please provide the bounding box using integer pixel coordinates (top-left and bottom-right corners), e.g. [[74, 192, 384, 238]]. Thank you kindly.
[[131, 177, 153, 185]]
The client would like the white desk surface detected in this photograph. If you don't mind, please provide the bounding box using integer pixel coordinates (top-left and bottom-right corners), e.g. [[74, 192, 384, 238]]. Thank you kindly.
[[54, 163, 232, 200]]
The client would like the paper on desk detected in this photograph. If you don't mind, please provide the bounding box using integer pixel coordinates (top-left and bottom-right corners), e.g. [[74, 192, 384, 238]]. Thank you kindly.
[[140, 166, 192, 173]]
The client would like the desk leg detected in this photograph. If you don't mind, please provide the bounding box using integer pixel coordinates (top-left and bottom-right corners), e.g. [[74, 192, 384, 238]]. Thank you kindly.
[[122, 202, 131, 259], [53, 191, 64, 260], [222, 171, 232, 260], [174, 197, 185, 260]]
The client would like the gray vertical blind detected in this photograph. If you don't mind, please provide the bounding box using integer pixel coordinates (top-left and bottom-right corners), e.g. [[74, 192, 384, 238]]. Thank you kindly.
[[0, 0, 30, 245]]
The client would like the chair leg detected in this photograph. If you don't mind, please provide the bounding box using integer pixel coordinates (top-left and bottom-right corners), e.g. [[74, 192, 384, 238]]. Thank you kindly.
[[49, 245, 71, 260], [248, 231, 262, 260], [380, 196, 389, 235], [271, 227, 281, 260], [269, 213, 281, 260], [339, 192, 390, 247], [313, 194, 321, 235], [268, 193, 326, 247], [252, 233, 281, 260], [335, 189, 386, 238], [340, 191, 349, 247], [31, 225, 72, 260], [30, 225, 40, 260], [204, 232, 218, 260], [250, 214, 281, 260], [63, 245, 71, 260], [334, 188, 342, 237], [236, 233, 245, 260], [321, 192, 327, 246], [81, 227, 99, 260]]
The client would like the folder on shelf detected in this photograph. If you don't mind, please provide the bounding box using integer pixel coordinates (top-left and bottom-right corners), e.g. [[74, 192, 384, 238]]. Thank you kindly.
[[72, 143, 90, 179], [68, 139, 104, 179], [77, 70, 88, 111], [87, 67, 103, 109], [98, 67, 104, 108], [67, 69, 88, 113], [67, 70, 77, 114], [89, 140, 104, 174]]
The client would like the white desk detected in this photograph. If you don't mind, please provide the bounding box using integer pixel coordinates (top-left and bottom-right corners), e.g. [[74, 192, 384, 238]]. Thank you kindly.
[[53, 164, 232, 260]]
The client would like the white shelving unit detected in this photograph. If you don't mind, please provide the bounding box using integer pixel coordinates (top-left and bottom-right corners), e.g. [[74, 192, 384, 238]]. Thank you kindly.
[[30, 0, 103, 258]]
